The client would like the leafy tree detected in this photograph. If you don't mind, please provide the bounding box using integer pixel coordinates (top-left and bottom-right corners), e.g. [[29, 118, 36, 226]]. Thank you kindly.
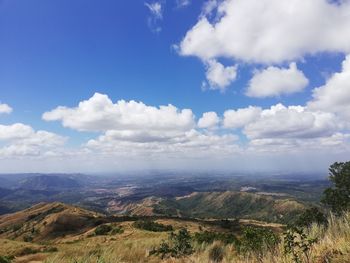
[[322, 161, 350, 214], [294, 207, 328, 227], [283, 227, 317, 263], [94, 224, 112, 235], [194, 231, 239, 245], [240, 227, 280, 258], [150, 228, 193, 259], [133, 220, 173, 232]]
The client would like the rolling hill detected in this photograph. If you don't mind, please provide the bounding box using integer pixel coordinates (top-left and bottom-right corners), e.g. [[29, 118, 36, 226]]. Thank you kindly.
[[154, 191, 307, 223]]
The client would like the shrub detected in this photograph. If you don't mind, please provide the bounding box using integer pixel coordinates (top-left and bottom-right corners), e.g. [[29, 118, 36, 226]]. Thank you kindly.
[[94, 224, 112, 235], [208, 243, 225, 263], [17, 247, 39, 256], [295, 207, 328, 227], [194, 231, 239, 245], [150, 228, 194, 258], [110, 226, 124, 235], [23, 235, 33, 242], [0, 256, 12, 263], [133, 220, 173, 232], [240, 227, 280, 258], [12, 224, 22, 232], [283, 227, 317, 263]]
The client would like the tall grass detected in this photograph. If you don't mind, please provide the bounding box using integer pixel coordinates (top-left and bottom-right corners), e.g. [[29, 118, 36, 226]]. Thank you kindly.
[[45, 212, 350, 263]]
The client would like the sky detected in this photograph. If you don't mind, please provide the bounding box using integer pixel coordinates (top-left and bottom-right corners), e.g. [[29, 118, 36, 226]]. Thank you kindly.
[[0, 0, 350, 173]]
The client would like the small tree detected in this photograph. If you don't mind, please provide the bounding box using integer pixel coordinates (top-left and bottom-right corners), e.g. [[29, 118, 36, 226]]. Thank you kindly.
[[322, 161, 350, 214], [150, 228, 193, 259], [294, 207, 328, 227], [283, 227, 317, 263]]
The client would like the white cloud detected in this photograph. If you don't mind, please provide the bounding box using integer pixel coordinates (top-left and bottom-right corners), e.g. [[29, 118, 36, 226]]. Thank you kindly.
[[0, 123, 34, 140], [308, 54, 350, 121], [205, 59, 237, 91], [0, 123, 66, 158], [223, 106, 261, 128], [201, 0, 218, 16], [43, 93, 239, 160], [246, 63, 309, 98], [176, 0, 191, 8], [179, 0, 350, 64], [0, 103, 12, 114], [145, 1, 164, 33], [244, 104, 338, 140], [198, 111, 219, 129], [43, 93, 195, 132], [86, 129, 238, 159]]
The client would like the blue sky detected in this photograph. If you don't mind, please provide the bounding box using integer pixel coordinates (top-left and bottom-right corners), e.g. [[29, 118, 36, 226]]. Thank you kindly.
[[0, 0, 350, 173]]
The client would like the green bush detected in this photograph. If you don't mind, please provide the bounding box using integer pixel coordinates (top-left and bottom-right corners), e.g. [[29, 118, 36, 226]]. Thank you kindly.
[[194, 231, 239, 245], [283, 227, 317, 263], [294, 207, 328, 227], [240, 227, 280, 257], [133, 220, 173, 232], [150, 228, 193, 259], [110, 226, 124, 235], [0, 256, 13, 263], [23, 235, 33, 242], [94, 224, 113, 236], [208, 243, 225, 263]]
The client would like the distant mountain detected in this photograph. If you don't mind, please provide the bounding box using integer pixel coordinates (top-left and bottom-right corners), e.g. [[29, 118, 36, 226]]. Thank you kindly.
[[19, 175, 81, 190], [154, 191, 307, 223]]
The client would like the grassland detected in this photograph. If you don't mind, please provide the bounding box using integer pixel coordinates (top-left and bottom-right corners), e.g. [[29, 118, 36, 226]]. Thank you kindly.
[[0, 202, 349, 263]]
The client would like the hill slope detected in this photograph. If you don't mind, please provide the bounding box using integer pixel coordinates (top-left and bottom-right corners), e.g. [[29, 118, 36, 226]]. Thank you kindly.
[[19, 175, 81, 190], [0, 202, 101, 241], [154, 191, 306, 223]]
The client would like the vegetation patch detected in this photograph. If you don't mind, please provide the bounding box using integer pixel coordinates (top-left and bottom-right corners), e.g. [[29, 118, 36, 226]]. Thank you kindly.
[[133, 220, 173, 232]]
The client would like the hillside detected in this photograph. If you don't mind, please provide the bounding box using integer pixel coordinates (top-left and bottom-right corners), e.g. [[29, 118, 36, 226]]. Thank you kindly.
[[0, 202, 349, 263], [18, 175, 81, 190], [154, 191, 306, 223], [0, 202, 101, 242]]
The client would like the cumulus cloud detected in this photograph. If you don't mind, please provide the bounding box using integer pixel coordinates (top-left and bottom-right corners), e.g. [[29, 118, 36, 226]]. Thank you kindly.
[[145, 1, 164, 33], [0, 103, 12, 114], [246, 63, 309, 98], [179, 0, 350, 64], [198, 111, 219, 129], [204, 59, 237, 91], [223, 106, 261, 129], [0, 123, 66, 158], [244, 104, 338, 140], [308, 54, 350, 121], [43, 93, 195, 133], [43, 93, 238, 160]]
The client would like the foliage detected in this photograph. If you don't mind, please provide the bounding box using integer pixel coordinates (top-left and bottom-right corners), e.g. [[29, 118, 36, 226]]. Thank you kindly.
[[0, 256, 12, 263], [294, 207, 328, 227], [215, 219, 240, 231], [110, 226, 124, 235], [133, 220, 173, 232], [208, 243, 225, 263], [283, 227, 317, 263], [150, 228, 194, 259], [240, 227, 280, 257], [94, 224, 113, 235], [94, 224, 123, 236], [322, 161, 350, 214], [194, 231, 239, 245], [23, 234, 33, 242]]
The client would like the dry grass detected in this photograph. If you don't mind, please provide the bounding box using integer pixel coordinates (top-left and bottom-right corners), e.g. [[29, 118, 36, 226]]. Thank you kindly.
[[0, 212, 348, 263]]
